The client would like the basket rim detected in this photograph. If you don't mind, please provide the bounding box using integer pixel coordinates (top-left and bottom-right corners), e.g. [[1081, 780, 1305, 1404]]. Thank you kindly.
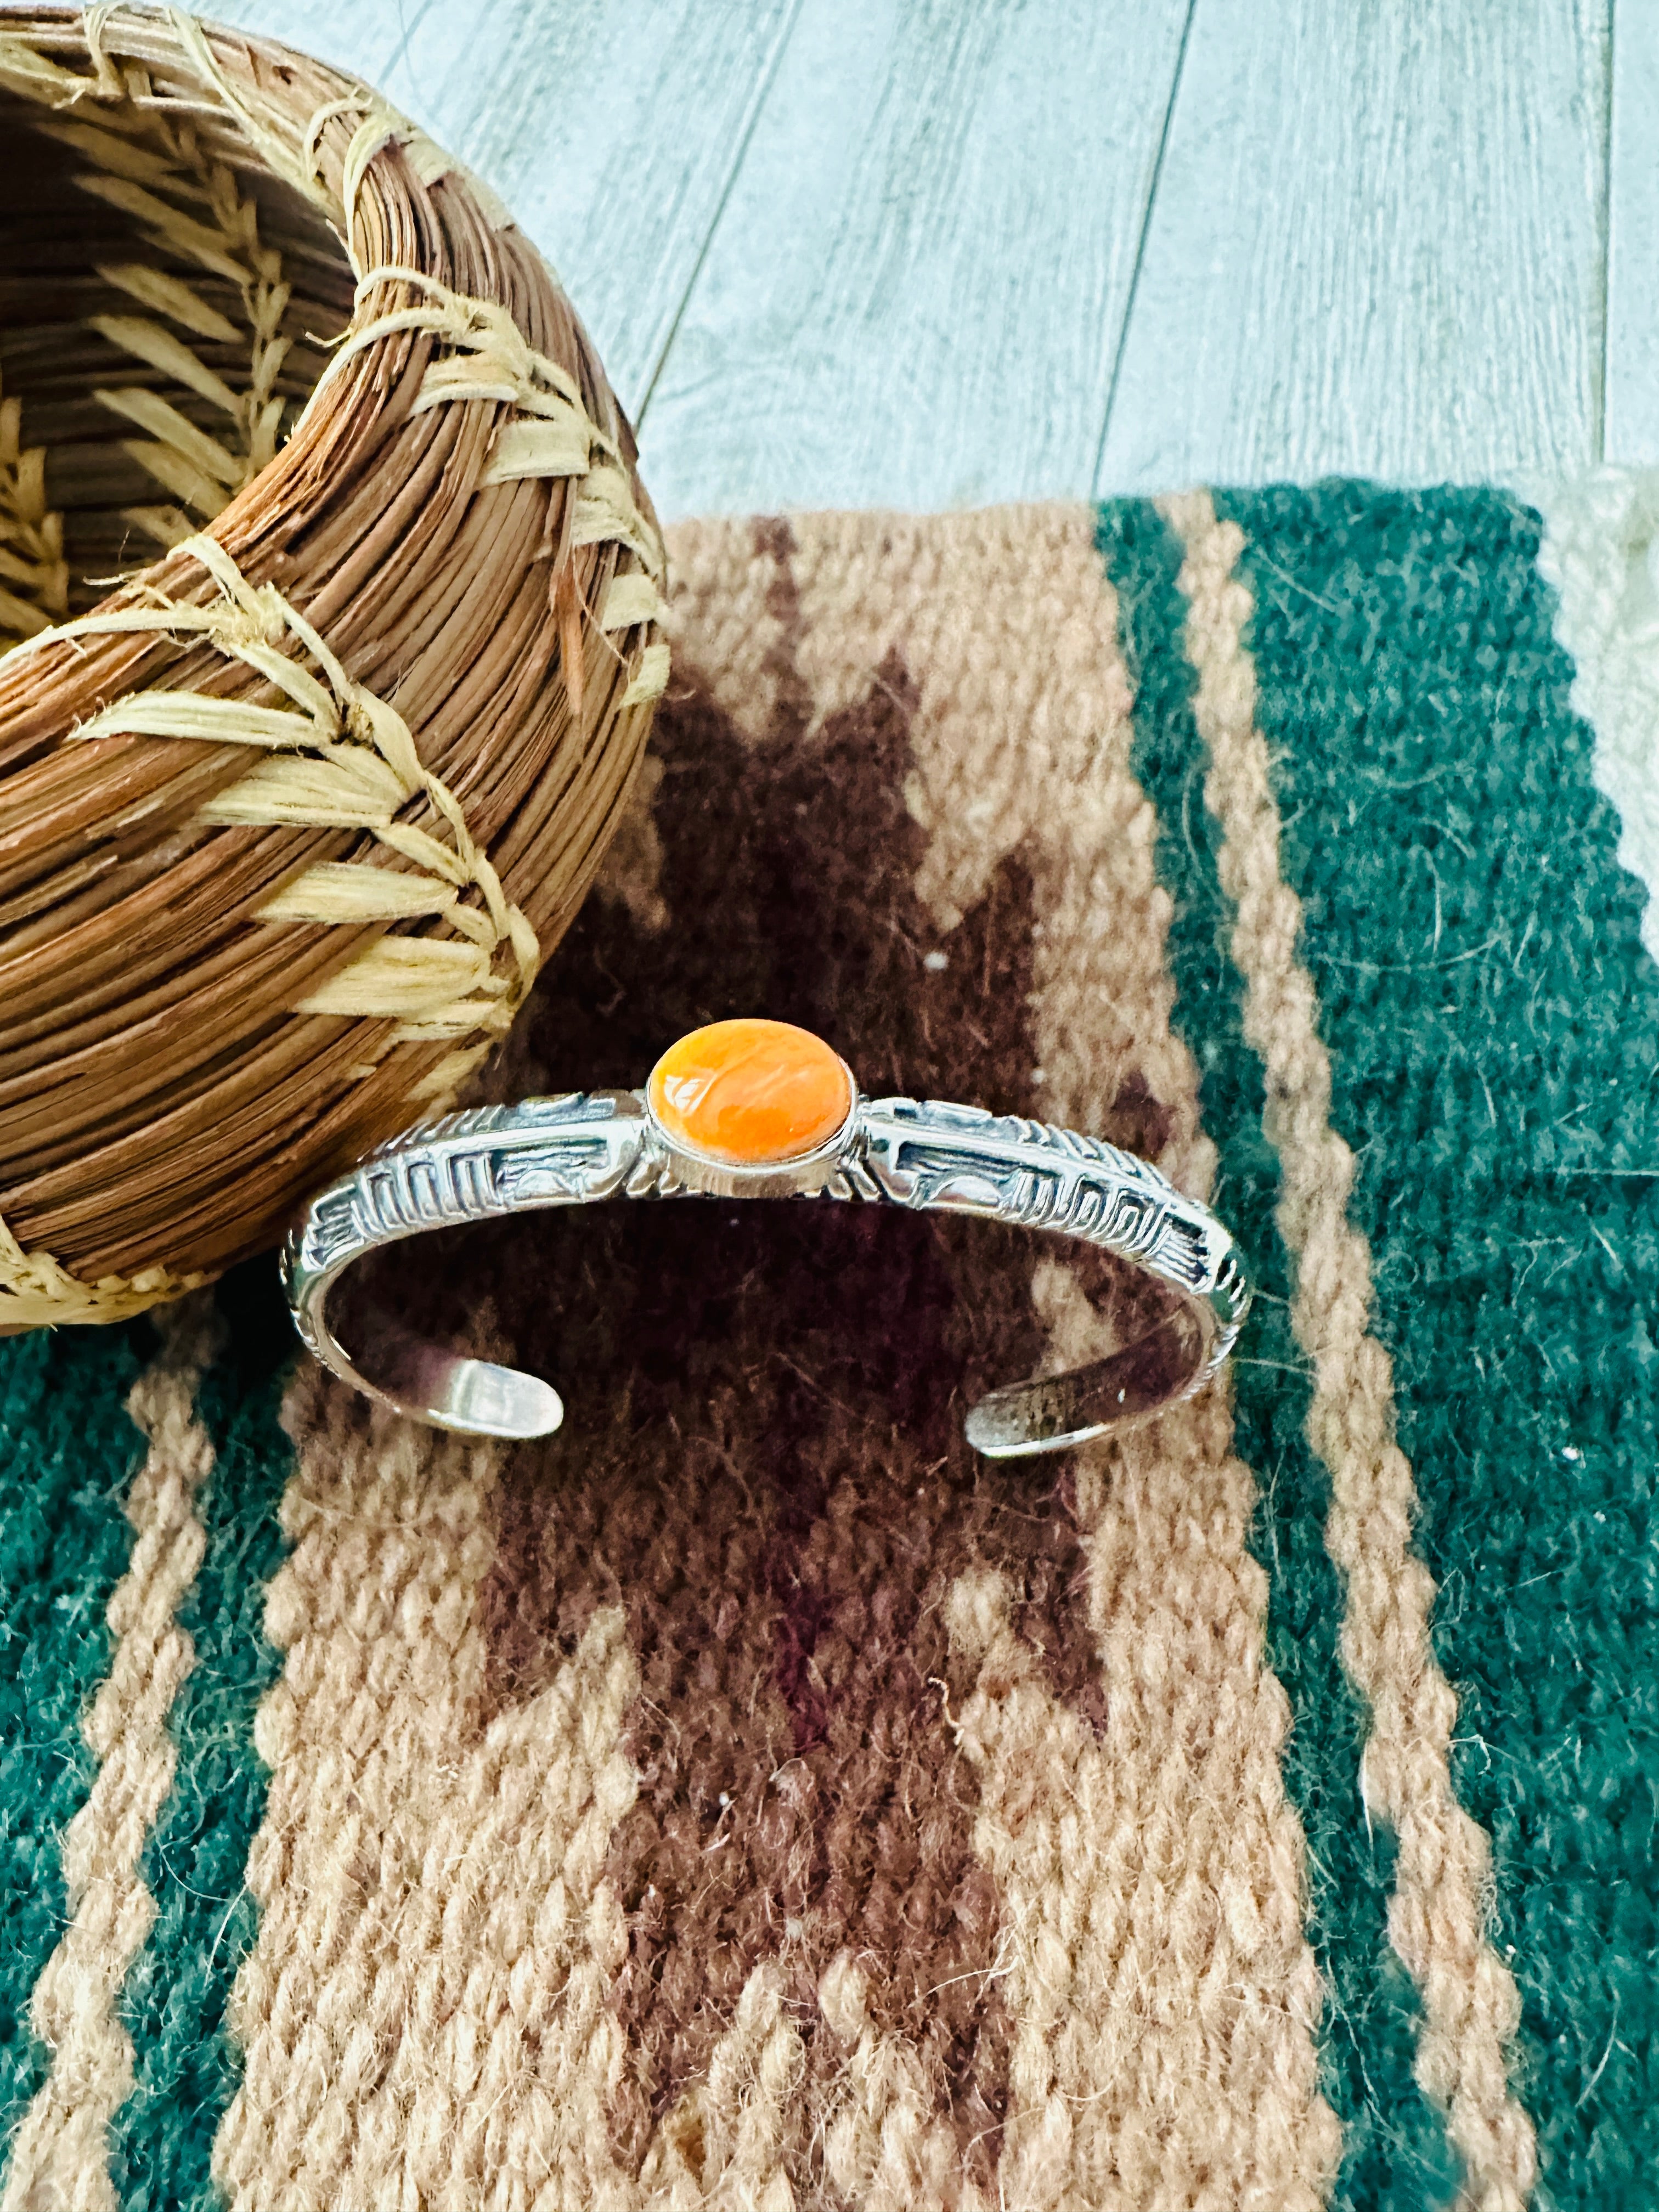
[[0, 4, 669, 1324]]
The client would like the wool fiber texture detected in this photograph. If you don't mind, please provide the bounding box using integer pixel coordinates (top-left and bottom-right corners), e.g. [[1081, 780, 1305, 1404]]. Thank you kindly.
[[1, 487, 1655, 2211]]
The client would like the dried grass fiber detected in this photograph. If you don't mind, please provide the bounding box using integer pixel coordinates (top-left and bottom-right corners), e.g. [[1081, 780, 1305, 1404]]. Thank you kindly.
[[0, 3, 667, 1328]]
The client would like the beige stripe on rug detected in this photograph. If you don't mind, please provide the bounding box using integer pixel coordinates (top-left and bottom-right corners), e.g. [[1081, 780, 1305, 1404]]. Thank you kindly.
[[785, 503, 1340, 2208], [1161, 486, 1537, 2212], [3, 1294, 220, 2212], [210, 1373, 640, 2210]]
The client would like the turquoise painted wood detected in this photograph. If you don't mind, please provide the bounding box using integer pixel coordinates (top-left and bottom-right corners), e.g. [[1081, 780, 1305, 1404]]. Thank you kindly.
[[205, 0, 1633, 509], [639, 0, 1190, 515], [208, 0, 798, 417], [1097, 0, 1612, 493], [1606, 0, 1659, 466]]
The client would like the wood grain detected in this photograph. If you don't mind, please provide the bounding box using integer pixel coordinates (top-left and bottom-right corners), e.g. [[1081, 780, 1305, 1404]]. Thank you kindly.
[[1097, 0, 1611, 493], [157, 1, 1631, 504], [1606, 0, 1659, 464], [639, 0, 1190, 515], [207, 0, 798, 419]]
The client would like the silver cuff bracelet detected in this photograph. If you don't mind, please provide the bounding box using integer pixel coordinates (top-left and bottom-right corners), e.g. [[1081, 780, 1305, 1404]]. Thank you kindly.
[[282, 1020, 1251, 1458]]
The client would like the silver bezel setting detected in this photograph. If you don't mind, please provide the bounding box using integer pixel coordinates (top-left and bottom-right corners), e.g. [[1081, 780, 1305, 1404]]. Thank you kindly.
[[640, 1044, 860, 1199]]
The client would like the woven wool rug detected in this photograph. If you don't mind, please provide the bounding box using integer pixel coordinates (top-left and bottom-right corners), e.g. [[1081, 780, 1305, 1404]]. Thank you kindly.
[[2, 482, 1656, 2212]]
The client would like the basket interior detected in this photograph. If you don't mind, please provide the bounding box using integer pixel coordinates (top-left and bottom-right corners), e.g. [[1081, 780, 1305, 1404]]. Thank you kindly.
[[0, 76, 354, 648]]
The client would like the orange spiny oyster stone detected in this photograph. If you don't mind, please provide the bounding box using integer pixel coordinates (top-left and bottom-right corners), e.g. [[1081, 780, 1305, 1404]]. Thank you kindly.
[[647, 1019, 854, 1165]]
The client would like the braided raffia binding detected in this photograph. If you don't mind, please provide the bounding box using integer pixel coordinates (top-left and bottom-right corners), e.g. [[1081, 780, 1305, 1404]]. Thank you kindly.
[[0, 4, 668, 1327]]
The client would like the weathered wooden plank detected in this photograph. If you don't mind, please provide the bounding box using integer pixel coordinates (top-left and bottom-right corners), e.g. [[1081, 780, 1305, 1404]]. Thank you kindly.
[[1098, 0, 1611, 493], [1606, 0, 1659, 464], [206, 0, 798, 418], [640, 0, 1190, 516]]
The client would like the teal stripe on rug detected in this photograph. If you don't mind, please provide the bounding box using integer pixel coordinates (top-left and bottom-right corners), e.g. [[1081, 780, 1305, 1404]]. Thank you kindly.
[[1217, 482, 1659, 2212], [1096, 498, 1462, 2212], [0, 1322, 148, 2152], [109, 1258, 296, 2212]]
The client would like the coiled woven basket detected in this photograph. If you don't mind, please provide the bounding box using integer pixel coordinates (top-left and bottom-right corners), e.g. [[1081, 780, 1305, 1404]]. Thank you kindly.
[[0, 5, 667, 1330]]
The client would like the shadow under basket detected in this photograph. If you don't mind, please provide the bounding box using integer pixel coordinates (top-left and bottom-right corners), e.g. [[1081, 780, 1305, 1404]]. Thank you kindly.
[[0, 5, 668, 1329]]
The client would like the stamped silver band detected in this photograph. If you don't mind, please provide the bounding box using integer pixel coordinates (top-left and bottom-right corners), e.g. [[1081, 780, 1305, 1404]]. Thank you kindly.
[[283, 1084, 1251, 1458]]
